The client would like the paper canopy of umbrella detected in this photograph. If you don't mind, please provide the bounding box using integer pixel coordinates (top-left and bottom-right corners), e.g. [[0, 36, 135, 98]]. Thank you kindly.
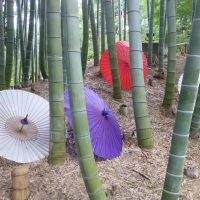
[[178, 73, 183, 94], [64, 87, 123, 160], [0, 90, 50, 163], [100, 41, 148, 91]]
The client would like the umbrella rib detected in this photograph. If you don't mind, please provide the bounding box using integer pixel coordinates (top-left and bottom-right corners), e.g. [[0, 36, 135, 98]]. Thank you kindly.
[[29, 139, 49, 154], [93, 117, 105, 156], [27, 95, 48, 119]]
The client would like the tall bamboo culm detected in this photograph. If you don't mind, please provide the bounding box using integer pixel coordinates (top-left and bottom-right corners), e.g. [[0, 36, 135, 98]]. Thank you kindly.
[[34, 3, 38, 83], [61, 0, 68, 89], [39, 0, 48, 80], [162, 0, 176, 108], [23, 0, 35, 86], [123, 0, 127, 41], [63, 1, 106, 199], [162, 1, 200, 199], [5, 0, 14, 88], [16, 0, 25, 84], [190, 85, 200, 138], [47, 0, 66, 165], [0, 0, 5, 90], [89, 0, 99, 66], [127, 0, 154, 149], [101, 0, 105, 54], [147, 0, 155, 67], [118, 0, 122, 40], [81, 0, 89, 75], [158, 0, 166, 74], [104, 0, 122, 100]]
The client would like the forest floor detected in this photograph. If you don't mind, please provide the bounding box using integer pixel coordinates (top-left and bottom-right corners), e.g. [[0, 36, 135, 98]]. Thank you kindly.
[[1, 55, 200, 200]]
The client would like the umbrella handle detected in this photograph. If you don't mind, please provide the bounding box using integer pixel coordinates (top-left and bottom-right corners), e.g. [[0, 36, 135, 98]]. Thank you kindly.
[[20, 114, 29, 132]]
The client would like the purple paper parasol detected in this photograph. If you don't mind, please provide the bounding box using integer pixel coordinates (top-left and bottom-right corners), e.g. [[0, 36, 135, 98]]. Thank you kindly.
[[64, 87, 123, 159]]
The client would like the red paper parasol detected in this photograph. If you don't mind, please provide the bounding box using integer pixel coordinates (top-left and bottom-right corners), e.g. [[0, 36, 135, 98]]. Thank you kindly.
[[100, 41, 148, 91]]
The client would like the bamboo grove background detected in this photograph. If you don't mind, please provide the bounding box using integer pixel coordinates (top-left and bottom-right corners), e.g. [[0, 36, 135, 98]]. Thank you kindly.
[[0, 0, 199, 200]]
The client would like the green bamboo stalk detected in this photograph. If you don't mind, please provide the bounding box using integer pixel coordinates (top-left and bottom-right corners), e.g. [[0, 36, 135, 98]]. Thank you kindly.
[[161, 1, 200, 199], [123, 0, 127, 41], [190, 84, 200, 138], [89, 0, 99, 66], [47, 0, 66, 165], [147, 0, 155, 67], [104, 0, 122, 99], [192, 0, 197, 20], [0, 0, 5, 90], [112, 0, 115, 17], [162, 0, 176, 108], [97, 0, 100, 47], [61, 0, 68, 89], [19, 60, 22, 84], [39, 0, 48, 80], [101, 0, 105, 54], [118, 0, 121, 40], [34, 2, 38, 83], [23, 0, 28, 49], [81, 0, 89, 75], [158, 0, 166, 74], [31, 48, 34, 83], [14, 23, 20, 87], [3, 0, 7, 32], [16, 0, 25, 82], [5, 0, 14, 88], [127, 0, 154, 149], [23, 0, 35, 86], [146, 0, 150, 28], [63, 1, 106, 199]]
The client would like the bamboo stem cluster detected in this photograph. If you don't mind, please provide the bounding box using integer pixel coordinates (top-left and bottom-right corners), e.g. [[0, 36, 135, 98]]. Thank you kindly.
[[162, 0, 200, 198]]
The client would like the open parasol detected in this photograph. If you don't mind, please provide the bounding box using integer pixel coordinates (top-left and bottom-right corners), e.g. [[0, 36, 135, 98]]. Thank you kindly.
[[64, 87, 123, 159], [178, 73, 183, 93], [100, 41, 148, 91], [0, 90, 49, 163]]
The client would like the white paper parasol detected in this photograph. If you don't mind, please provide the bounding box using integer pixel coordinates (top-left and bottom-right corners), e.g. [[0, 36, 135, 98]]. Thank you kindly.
[[0, 90, 49, 163], [178, 74, 183, 94]]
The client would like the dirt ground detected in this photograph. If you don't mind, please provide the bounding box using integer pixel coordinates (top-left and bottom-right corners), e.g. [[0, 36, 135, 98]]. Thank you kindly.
[[0, 56, 200, 200]]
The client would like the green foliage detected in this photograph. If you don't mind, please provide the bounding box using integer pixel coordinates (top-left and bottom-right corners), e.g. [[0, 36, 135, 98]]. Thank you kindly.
[[141, 0, 192, 44]]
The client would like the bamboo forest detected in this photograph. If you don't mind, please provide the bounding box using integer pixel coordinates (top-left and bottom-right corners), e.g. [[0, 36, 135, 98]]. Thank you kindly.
[[0, 0, 200, 199]]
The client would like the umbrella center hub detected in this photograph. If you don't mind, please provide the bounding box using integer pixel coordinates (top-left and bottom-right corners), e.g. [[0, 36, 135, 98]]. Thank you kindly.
[[5, 116, 38, 141], [102, 109, 109, 119]]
